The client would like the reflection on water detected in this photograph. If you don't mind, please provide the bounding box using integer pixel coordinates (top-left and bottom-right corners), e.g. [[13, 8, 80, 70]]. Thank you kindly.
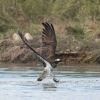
[[0, 63, 100, 100]]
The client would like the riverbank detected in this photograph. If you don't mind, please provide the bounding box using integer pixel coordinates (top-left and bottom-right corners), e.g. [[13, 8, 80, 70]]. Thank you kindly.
[[0, 36, 100, 64], [1, 0, 100, 64]]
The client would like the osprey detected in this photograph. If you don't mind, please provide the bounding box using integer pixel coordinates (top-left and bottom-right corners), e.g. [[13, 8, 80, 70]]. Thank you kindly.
[[18, 22, 62, 82]]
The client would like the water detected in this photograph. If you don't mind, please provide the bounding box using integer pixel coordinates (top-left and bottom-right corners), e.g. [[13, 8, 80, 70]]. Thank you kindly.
[[0, 63, 100, 100]]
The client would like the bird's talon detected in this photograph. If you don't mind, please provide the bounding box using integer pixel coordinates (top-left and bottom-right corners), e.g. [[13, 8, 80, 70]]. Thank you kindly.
[[53, 78, 59, 83]]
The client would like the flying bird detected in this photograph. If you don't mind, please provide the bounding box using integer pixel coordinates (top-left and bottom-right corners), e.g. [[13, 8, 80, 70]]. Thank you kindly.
[[18, 22, 62, 82]]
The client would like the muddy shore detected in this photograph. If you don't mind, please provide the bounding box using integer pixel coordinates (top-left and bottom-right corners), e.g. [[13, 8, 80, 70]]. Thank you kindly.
[[0, 39, 100, 64]]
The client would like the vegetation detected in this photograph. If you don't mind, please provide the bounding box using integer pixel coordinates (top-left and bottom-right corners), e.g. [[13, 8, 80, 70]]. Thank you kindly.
[[0, 0, 100, 63], [0, 0, 100, 33]]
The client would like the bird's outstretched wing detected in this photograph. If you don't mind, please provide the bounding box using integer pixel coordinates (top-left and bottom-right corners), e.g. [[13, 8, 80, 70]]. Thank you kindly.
[[42, 22, 57, 63], [18, 31, 49, 66]]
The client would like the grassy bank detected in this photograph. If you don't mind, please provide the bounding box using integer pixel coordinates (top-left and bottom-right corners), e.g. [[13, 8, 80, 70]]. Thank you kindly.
[[0, 0, 100, 34], [0, 0, 100, 63]]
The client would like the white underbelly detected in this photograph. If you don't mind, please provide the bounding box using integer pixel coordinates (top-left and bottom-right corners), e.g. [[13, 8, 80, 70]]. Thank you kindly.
[[45, 64, 52, 76]]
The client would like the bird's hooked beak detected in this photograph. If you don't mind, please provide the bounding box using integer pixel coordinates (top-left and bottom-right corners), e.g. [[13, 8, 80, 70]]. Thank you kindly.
[[60, 59, 63, 62], [59, 59, 63, 64]]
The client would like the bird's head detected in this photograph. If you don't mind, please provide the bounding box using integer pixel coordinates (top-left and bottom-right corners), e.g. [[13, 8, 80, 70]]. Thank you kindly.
[[54, 59, 63, 64], [52, 59, 63, 68]]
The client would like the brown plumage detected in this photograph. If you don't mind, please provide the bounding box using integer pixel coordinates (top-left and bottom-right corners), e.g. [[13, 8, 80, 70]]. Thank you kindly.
[[41, 22, 57, 63]]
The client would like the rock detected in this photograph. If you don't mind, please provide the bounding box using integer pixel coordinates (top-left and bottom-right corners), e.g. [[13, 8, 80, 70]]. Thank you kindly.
[[24, 33, 33, 41], [95, 39, 100, 43], [13, 33, 21, 41]]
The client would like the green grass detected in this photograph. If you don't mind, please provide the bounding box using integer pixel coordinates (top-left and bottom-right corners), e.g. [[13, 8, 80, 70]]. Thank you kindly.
[[0, 0, 100, 41]]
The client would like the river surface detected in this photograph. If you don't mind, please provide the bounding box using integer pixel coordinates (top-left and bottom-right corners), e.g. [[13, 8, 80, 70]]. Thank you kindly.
[[0, 63, 100, 100]]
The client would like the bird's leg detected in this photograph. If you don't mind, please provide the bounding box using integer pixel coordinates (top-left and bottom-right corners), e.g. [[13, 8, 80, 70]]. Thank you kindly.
[[53, 77, 59, 83], [50, 73, 59, 83], [37, 69, 47, 81]]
